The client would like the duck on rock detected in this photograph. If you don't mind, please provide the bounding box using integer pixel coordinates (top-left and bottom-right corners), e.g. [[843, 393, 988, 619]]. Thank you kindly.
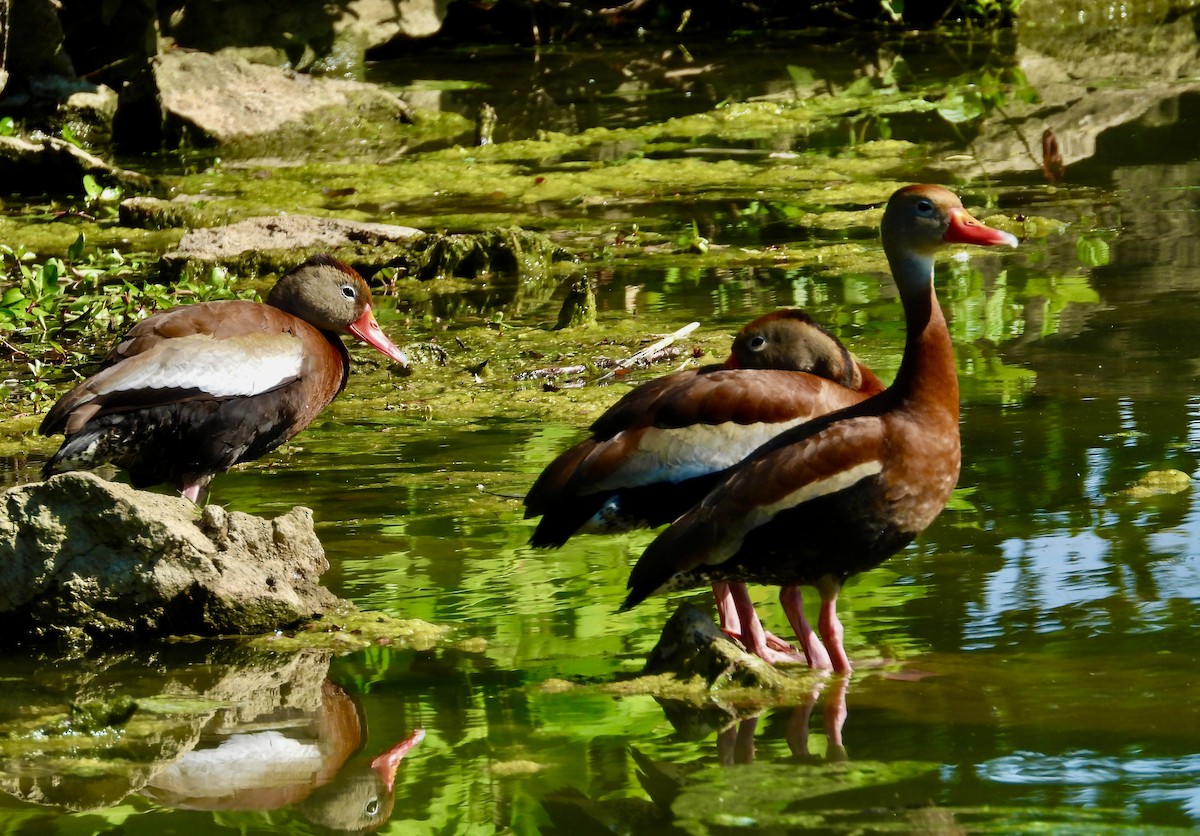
[[621, 184, 1018, 673], [525, 308, 883, 667], [40, 254, 408, 503]]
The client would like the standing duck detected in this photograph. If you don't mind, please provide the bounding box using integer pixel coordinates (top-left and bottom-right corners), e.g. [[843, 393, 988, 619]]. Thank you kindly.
[[622, 185, 1018, 673], [525, 308, 884, 665], [40, 254, 407, 502]]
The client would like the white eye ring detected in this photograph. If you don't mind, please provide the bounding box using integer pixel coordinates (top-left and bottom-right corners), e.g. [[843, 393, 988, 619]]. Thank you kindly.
[[341, 284, 357, 299], [749, 335, 767, 351]]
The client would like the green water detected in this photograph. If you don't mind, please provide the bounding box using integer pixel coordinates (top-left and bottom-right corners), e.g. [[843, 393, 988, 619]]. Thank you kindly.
[[4, 21, 1200, 835]]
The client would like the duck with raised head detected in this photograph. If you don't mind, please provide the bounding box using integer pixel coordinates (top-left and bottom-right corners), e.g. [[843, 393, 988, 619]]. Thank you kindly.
[[525, 308, 884, 665], [621, 185, 1018, 673], [40, 254, 408, 503]]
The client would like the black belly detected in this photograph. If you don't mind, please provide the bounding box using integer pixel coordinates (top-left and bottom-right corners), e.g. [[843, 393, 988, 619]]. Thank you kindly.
[[702, 474, 915, 587], [48, 388, 306, 489]]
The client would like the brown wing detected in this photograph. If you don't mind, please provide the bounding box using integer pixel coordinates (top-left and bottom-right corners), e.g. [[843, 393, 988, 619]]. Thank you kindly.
[[40, 301, 330, 438], [529, 369, 875, 511], [624, 413, 888, 605], [104, 300, 301, 364]]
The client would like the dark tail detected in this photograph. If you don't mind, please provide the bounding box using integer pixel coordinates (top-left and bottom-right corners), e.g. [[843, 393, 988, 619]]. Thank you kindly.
[[526, 491, 611, 548]]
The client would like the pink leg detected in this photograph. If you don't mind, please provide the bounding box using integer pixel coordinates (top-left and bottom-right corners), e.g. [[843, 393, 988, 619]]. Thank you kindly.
[[823, 674, 849, 761], [714, 582, 739, 635], [720, 582, 802, 658], [730, 585, 804, 664], [785, 683, 822, 759], [785, 674, 850, 762], [780, 585, 833, 671], [733, 716, 758, 765], [816, 577, 852, 674]]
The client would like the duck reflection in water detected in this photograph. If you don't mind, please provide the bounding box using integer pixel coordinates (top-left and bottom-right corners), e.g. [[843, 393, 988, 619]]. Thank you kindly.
[[654, 673, 848, 772], [141, 680, 423, 832], [722, 676, 848, 767]]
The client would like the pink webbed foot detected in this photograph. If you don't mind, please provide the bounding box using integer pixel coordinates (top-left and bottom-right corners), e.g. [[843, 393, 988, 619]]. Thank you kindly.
[[725, 582, 806, 664]]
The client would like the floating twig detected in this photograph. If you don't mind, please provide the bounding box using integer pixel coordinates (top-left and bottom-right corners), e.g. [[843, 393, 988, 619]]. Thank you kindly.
[[598, 321, 699, 381], [513, 364, 588, 381]]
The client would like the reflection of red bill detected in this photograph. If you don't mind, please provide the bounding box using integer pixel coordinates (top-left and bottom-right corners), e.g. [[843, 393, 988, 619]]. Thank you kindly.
[[370, 728, 426, 792]]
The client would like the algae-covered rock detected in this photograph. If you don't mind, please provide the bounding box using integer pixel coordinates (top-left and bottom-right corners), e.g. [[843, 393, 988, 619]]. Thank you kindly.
[[631, 603, 793, 692], [0, 472, 345, 645], [394, 227, 569, 282], [118, 195, 234, 230], [1121, 468, 1191, 498], [554, 273, 597, 329], [160, 214, 423, 279]]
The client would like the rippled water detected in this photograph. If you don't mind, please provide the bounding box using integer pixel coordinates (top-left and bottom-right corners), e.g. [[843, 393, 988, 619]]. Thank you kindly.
[[4, 21, 1200, 835]]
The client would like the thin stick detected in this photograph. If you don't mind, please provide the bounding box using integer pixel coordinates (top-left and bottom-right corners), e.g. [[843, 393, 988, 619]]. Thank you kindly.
[[598, 321, 700, 381]]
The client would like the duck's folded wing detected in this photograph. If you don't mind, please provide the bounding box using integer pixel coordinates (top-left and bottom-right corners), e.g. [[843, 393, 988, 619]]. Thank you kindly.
[[623, 414, 887, 606], [40, 332, 306, 437]]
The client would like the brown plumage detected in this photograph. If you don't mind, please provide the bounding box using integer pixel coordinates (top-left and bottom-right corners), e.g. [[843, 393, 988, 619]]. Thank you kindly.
[[622, 185, 1019, 672], [40, 254, 407, 502], [524, 308, 883, 665]]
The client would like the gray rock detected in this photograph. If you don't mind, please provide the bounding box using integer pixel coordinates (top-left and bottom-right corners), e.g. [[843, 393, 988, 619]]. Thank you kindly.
[[164, 0, 451, 69], [0, 472, 345, 646], [0, 134, 157, 195], [643, 603, 790, 690], [160, 214, 423, 277], [154, 50, 411, 147]]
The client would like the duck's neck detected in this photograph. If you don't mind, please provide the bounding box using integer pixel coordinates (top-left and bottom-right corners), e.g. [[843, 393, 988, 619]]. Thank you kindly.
[[886, 250, 959, 422]]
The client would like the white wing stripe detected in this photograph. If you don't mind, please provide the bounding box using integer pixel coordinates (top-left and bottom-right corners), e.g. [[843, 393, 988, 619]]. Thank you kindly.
[[701, 459, 884, 567], [93, 334, 305, 399], [748, 460, 883, 528], [595, 418, 811, 489]]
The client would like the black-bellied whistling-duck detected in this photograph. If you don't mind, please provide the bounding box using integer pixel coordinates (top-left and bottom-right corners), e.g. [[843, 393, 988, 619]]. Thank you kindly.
[[524, 308, 884, 665], [621, 185, 1018, 673], [143, 679, 424, 831], [39, 254, 407, 503]]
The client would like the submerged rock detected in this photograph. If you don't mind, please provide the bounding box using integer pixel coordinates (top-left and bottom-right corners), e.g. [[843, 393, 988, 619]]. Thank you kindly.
[[0, 472, 345, 646], [1121, 468, 1191, 498], [395, 227, 570, 282]]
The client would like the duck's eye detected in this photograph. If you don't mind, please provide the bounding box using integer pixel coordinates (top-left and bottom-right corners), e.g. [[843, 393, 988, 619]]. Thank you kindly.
[[748, 335, 767, 351], [365, 799, 380, 816], [916, 199, 934, 214], [341, 284, 357, 299]]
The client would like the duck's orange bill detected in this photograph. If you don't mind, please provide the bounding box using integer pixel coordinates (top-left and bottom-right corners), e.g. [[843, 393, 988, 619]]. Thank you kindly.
[[349, 305, 409, 366], [944, 207, 1019, 248]]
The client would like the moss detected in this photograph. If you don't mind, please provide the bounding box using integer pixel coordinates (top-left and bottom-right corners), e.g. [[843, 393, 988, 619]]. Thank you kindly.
[[538, 669, 827, 705], [247, 606, 450, 653]]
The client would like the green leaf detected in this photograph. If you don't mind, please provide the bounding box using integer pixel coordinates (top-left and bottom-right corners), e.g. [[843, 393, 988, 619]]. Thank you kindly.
[[1075, 234, 1111, 268], [786, 65, 816, 89], [82, 174, 102, 200], [0, 117, 14, 137], [937, 90, 985, 124], [67, 233, 86, 262]]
